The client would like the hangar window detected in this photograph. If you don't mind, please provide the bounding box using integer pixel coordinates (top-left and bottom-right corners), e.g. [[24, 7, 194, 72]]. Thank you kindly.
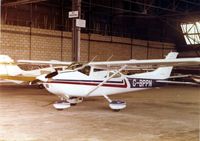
[[181, 21, 200, 45]]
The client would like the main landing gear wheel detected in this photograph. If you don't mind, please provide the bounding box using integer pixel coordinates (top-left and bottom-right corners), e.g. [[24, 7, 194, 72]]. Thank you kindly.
[[109, 100, 126, 112], [38, 84, 44, 89], [67, 97, 83, 106], [53, 100, 71, 110]]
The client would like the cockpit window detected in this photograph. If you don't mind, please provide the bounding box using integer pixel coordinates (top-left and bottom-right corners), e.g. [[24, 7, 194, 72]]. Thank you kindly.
[[78, 66, 91, 76]]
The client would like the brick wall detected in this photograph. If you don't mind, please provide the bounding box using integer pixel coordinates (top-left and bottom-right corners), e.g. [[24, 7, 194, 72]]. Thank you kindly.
[[0, 24, 175, 61]]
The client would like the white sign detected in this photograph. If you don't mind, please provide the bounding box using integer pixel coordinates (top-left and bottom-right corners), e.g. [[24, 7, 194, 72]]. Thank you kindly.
[[76, 19, 86, 28], [68, 11, 78, 18]]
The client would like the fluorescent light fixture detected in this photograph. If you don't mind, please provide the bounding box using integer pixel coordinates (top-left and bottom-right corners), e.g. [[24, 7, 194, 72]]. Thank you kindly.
[[181, 21, 200, 45]]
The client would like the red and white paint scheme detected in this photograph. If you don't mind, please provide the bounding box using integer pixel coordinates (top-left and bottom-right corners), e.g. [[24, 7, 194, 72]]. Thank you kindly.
[[35, 52, 200, 111], [1, 52, 199, 111]]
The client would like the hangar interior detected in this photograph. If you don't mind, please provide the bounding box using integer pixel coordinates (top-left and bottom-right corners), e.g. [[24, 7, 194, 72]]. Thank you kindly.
[[1, 0, 200, 62], [0, 0, 200, 141]]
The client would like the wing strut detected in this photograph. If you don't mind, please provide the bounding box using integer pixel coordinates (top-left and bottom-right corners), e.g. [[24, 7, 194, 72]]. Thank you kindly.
[[86, 65, 127, 111]]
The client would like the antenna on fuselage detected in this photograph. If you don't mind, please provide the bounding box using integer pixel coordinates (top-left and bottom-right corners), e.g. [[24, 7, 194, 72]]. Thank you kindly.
[[89, 55, 98, 62], [74, 55, 98, 71]]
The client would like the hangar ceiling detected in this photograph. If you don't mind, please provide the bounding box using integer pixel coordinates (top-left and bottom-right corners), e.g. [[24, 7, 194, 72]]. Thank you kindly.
[[1, 0, 200, 55]]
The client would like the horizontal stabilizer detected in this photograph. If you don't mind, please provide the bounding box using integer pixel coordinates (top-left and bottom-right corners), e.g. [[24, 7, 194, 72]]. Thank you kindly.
[[156, 80, 199, 86]]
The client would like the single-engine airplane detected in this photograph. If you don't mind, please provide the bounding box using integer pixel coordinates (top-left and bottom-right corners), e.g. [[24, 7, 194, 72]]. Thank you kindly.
[[32, 52, 200, 111], [0, 55, 71, 86]]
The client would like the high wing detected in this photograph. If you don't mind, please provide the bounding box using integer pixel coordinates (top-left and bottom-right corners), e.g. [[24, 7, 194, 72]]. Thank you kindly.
[[17, 60, 72, 65], [18, 52, 200, 70], [88, 57, 200, 69]]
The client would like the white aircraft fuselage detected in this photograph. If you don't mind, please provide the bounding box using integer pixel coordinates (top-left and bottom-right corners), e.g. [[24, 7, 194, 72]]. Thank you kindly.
[[42, 52, 179, 98], [43, 68, 162, 97]]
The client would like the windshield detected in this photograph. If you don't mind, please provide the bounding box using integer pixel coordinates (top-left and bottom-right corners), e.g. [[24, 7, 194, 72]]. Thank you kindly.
[[78, 66, 91, 76]]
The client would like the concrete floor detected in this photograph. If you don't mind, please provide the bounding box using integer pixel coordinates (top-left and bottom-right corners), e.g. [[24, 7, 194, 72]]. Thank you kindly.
[[0, 84, 199, 141]]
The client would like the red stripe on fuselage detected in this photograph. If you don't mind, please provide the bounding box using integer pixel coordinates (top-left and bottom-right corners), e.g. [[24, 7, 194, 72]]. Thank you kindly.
[[47, 80, 128, 88]]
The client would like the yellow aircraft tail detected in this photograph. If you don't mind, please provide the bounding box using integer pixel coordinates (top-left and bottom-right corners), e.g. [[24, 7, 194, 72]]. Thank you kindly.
[[0, 55, 36, 83], [0, 55, 23, 76]]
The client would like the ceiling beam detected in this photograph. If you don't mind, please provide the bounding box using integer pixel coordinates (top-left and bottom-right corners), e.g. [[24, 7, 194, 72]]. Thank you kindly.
[[179, 0, 200, 6], [2, 0, 47, 7]]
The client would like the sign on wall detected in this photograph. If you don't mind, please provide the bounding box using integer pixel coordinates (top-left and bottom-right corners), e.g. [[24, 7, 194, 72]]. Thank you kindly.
[[68, 11, 79, 18], [76, 19, 86, 28]]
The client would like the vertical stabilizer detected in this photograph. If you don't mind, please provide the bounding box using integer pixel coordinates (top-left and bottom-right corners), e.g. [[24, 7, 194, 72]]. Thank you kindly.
[[151, 52, 178, 79], [132, 52, 179, 79], [0, 55, 23, 76]]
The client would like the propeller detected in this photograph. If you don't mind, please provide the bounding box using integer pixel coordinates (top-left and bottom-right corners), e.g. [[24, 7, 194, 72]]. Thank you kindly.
[[36, 70, 58, 82], [45, 70, 58, 78]]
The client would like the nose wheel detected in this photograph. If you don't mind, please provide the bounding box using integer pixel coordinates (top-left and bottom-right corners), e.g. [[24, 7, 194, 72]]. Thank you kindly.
[[53, 96, 84, 110], [109, 100, 126, 112]]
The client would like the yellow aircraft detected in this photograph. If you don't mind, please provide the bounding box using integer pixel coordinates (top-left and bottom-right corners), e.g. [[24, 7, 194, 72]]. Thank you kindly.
[[0, 55, 71, 86]]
